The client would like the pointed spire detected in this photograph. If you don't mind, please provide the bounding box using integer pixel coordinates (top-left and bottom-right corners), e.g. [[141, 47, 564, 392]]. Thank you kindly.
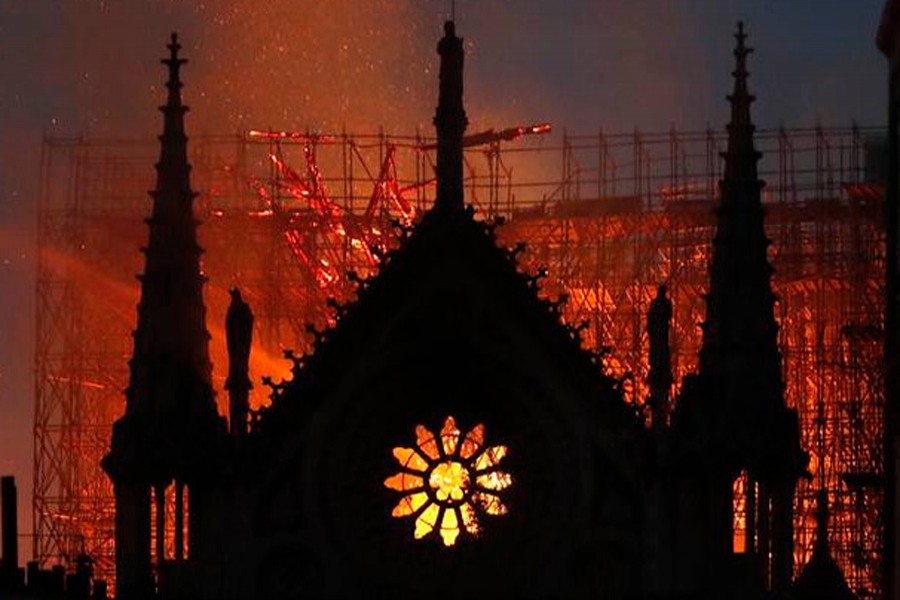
[[103, 35, 222, 597], [163, 33, 187, 109], [123, 32, 215, 421], [699, 20, 776, 386], [724, 21, 761, 184], [157, 32, 191, 197], [689, 24, 806, 590], [433, 20, 468, 213], [729, 23, 754, 127]]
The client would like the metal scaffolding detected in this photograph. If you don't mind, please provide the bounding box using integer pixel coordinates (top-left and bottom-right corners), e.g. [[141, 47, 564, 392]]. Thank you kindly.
[[34, 125, 885, 595]]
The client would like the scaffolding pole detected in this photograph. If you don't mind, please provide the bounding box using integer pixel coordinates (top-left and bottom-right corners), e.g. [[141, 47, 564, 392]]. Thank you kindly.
[[33, 126, 886, 595]]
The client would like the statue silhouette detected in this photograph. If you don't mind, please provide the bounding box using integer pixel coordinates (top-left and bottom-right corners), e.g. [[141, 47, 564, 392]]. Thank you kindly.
[[226, 287, 254, 435], [647, 284, 673, 429]]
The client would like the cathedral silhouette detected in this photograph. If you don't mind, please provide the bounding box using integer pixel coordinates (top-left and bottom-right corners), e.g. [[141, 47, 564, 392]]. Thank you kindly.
[[99, 20, 856, 600]]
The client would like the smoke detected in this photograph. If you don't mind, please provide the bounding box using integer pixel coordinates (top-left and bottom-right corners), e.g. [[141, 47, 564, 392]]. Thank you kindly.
[[0, 0, 885, 555], [184, 0, 440, 133]]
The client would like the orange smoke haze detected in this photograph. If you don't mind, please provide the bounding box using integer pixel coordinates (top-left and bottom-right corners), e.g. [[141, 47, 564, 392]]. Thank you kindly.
[[0, 0, 887, 585], [38, 236, 293, 409], [205, 284, 293, 413], [20, 1, 721, 141]]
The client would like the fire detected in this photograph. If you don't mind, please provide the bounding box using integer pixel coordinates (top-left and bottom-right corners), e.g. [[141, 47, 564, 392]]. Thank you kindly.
[[248, 130, 337, 143], [429, 461, 470, 502], [35, 126, 885, 595], [386, 417, 512, 546], [254, 140, 422, 310]]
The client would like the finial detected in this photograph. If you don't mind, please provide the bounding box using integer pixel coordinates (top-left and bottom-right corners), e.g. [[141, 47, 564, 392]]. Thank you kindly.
[[433, 15, 467, 213], [168, 32, 181, 61], [725, 20, 756, 139], [163, 32, 188, 86], [733, 21, 753, 79]]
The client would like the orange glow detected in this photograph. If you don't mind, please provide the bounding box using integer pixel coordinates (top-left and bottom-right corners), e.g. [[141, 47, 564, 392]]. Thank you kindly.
[[256, 143, 422, 311], [472, 492, 508, 516], [37, 127, 884, 594], [384, 472, 423, 493], [415, 425, 441, 460], [415, 503, 441, 541], [429, 461, 469, 502], [476, 471, 513, 492], [247, 130, 337, 143], [438, 508, 460, 546], [459, 424, 484, 459], [392, 447, 429, 472], [526, 123, 552, 135], [474, 446, 507, 472], [386, 417, 512, 546], [733, 471, 748, 554], [392, 492, 428, 518], [439, 416, 461, 456]]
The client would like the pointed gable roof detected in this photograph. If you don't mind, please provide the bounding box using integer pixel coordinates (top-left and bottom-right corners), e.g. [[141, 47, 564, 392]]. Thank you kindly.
[[256, 21, 636, 437], [259, 199, 636, 432], [237, 22, 647, 599]]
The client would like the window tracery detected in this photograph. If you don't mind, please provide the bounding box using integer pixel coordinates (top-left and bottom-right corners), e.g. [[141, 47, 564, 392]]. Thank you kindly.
[[385, 416, 512, 546]]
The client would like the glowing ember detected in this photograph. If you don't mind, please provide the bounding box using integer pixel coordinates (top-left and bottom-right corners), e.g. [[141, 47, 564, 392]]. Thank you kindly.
[[385, 416, 512, 546], [253, 140, 422, 314]]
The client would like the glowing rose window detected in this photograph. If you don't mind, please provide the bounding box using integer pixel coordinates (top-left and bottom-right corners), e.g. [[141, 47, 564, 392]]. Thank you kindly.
[[384, 416, 512, 546]]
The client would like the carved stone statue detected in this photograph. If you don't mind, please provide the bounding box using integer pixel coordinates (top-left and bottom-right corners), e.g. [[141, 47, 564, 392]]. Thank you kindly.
[[226, 287, 254, 435], [647, 284, 673, 429]]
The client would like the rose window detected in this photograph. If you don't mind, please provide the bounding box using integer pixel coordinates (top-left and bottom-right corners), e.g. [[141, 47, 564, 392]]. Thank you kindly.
[[384, 416, 512, 546]]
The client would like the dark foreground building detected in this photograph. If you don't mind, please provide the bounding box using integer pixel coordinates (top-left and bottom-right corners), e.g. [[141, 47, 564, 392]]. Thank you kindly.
[[91, 20, 859, 600], [0, 477, 108, 599]]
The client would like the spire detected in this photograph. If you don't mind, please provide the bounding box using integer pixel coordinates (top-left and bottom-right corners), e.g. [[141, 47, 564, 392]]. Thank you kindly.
[[164, 33, 187, 110], [690, 23, 807, 591], [127, 31, 213, 418], [699, 20, 778, 397], [724, 21, 761, 185], [109, 31, 218, 456], [103, 35, 222, 598], [157, 32, 191, 198], [433, 20, 468, 213], [730, 23, 752, 123]]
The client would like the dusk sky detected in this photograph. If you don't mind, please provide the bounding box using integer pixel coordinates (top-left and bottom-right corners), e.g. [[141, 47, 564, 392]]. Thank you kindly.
[[0, 1, 888, 539]]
